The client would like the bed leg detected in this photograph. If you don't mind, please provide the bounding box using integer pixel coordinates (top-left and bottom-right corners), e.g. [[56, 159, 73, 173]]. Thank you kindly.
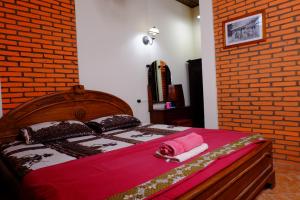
[[266, 170, 276, 189]]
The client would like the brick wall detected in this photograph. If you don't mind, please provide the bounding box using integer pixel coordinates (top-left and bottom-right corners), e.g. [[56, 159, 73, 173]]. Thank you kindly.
[[213, 0, 300, 162], [0, 0, 79, 114]]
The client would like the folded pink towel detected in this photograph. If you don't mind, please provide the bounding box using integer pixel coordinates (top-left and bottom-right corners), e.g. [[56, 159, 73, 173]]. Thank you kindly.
[[159, 133, 204, 156]]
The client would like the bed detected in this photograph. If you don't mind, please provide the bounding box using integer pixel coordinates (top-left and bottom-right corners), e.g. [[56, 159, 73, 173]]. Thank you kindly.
[[0, 85, 275, 200]]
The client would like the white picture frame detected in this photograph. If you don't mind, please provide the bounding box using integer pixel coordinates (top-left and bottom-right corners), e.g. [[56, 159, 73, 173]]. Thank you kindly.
[[224, 11, 265, 48]]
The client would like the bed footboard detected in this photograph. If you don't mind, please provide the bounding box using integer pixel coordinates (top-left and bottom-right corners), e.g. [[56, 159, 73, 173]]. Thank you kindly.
[[179, 141, 275, 200]]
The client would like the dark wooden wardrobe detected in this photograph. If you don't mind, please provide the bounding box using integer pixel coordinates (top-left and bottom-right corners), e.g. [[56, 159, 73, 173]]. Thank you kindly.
[[187, 59, 205, 127]]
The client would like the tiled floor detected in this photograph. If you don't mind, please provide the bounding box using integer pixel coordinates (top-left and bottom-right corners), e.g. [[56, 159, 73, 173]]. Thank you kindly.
[[256, 160, 300, 200]]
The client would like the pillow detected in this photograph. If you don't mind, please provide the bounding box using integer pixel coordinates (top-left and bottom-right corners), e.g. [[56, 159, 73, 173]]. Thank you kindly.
[[20, 120, 95, 144], [85, 114, 141, 133]]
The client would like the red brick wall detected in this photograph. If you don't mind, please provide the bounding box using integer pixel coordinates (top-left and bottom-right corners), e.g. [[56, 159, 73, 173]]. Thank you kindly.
[[0, 0, 79, 114], [213, 0, 300, 162]]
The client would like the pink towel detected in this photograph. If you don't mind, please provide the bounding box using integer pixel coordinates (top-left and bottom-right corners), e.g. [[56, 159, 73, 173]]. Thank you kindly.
[[159, 133, 204, 156]]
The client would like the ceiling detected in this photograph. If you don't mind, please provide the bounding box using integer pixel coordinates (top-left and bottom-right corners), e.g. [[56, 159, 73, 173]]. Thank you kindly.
[[176, 0, 199, 8]]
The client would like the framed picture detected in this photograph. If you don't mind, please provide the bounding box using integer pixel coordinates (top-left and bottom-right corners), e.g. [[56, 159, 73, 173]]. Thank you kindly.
[[224, 11, 266, 48]]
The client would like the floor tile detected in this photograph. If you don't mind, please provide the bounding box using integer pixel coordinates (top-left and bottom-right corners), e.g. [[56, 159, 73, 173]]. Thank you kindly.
[[256, 160, 300, 200]]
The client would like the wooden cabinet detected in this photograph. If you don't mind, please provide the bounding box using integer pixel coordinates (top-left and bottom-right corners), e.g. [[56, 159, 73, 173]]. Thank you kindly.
[[149, 106, 193, 126], [187, 59, 205, 127]]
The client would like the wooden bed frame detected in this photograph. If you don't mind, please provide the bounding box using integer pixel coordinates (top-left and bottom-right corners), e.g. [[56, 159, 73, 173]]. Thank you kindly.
[[0, 85, 275, 200]]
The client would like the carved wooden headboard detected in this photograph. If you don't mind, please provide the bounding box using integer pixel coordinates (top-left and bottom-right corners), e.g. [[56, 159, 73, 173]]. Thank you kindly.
[[0, 85, 133, 142]]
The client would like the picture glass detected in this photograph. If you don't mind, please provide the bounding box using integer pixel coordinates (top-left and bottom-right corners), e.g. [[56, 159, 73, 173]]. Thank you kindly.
[[225, 13, 263, 47]]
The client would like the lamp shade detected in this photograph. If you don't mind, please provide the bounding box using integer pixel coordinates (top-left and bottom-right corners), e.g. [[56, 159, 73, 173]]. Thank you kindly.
[[148, 26, 159, 37]]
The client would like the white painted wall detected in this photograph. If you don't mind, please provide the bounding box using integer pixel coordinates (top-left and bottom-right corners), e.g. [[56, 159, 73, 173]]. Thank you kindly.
[[193, 6, 201, 59], [75, 0, 199, 123], [199, 0, 219, 128]]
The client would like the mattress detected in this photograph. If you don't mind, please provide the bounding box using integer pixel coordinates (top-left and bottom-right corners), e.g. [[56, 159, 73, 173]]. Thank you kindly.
[[0, 124, 189, 178], [20, 128, 264, 200]]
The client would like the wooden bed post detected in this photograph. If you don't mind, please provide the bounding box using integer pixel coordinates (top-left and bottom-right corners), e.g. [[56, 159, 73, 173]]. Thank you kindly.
[[71, 85, 85, 94]]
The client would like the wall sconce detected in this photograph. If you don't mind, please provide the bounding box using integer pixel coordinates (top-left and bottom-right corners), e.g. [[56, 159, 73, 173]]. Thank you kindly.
[[142, 26, 159, 45]]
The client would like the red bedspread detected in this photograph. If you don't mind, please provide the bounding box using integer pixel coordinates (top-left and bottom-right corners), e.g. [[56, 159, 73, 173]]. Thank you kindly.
[[21, 128, 262, 200]]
